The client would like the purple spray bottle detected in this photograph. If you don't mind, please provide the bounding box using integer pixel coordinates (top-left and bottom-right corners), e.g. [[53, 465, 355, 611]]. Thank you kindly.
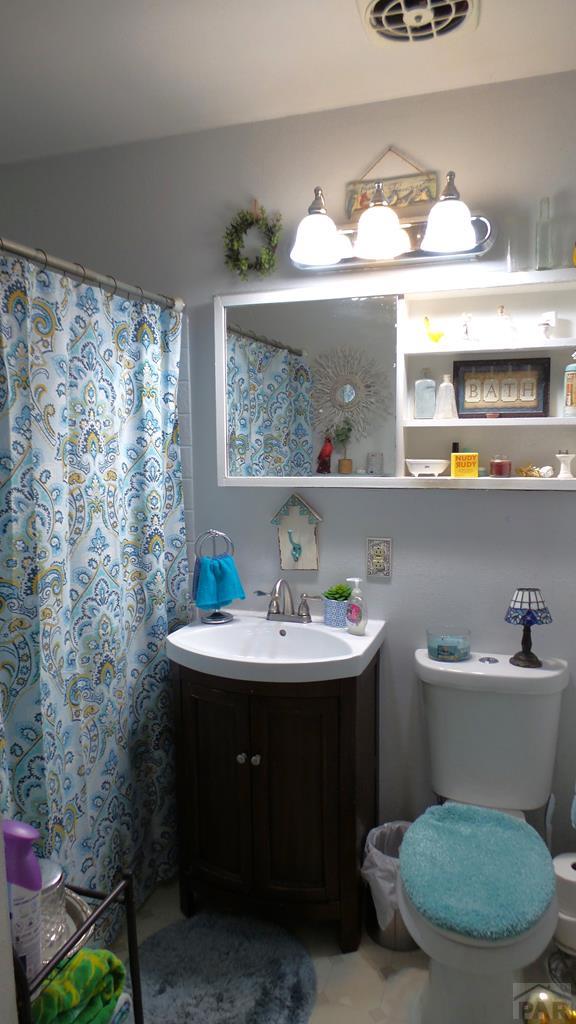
[[2, 820, 42, 982]]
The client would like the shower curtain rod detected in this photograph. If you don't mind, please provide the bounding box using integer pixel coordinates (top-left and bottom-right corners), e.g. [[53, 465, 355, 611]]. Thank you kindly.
[[0, 234, 185, 311], [228, 322, 303, 357]]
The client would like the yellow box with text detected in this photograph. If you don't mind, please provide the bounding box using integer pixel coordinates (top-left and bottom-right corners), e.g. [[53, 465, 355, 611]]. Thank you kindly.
[[451, 452, 479, 477]]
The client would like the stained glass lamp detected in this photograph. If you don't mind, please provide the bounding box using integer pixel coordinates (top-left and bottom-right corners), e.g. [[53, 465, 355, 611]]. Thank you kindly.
[[505, 588, 552, 668]]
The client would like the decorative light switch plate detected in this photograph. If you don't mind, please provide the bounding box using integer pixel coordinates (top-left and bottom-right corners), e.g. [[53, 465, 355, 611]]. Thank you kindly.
[[366, 537, 392, 578]]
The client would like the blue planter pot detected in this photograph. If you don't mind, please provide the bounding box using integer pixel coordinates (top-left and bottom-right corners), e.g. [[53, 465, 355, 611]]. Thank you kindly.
[[323, 598, 348, 629]]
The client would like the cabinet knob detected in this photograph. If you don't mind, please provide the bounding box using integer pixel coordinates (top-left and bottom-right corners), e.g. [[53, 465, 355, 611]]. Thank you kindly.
[[236, 753, 248, 765], [250, 754, 262, 767]]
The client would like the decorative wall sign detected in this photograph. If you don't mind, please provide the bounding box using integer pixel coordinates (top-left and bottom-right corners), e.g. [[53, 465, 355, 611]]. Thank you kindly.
[[271, 493, 322, 571], [344, 145, 438, 222], [366, 537, 392, 578], [453, 358, 550, 418]]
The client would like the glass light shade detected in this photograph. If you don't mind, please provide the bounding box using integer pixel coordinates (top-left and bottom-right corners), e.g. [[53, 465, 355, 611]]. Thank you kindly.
[[505, 588, 552, 626], [421, 198, 477, 253], [290, 213, 351, 267], [353, 205, 411, 261]]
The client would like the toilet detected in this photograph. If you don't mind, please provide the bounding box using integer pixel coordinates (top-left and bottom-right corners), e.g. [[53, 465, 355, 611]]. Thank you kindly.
[[398, 648, 569, 1024]]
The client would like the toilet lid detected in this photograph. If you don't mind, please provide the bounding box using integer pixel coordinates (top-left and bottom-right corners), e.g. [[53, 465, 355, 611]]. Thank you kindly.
[[399, 803, 555, 940]]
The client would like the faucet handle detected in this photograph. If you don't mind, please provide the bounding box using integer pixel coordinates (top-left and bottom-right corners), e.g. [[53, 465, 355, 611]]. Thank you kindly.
[[297, 593, 322, 622], [254, 589, 281, 614]]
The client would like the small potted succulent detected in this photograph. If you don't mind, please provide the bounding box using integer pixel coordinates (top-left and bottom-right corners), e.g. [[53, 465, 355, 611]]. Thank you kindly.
[[323, 582, 352, 628], [333, 420, 353, 475]]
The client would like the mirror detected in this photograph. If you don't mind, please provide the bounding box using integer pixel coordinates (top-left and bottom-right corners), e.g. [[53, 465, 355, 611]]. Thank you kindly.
[[217, 291, 397, 480], [337, 383, 356, 405]]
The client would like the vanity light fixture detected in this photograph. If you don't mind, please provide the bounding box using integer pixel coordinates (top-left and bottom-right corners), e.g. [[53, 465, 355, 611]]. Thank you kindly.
[[421, 171, 477, 253], [353, 181, 411, 260], [289, 186, 352, 267], [291, 173, 491, 270]]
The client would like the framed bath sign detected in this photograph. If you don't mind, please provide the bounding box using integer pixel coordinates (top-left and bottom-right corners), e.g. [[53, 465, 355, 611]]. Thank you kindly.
[[271, 494, 322, 570]]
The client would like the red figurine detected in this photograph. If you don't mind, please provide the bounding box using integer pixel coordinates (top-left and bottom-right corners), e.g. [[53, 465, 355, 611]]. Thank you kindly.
[[316, 436, 333, 474]]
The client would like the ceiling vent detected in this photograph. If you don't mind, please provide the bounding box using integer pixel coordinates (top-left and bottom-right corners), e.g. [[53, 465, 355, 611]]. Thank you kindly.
[[357, 0, 479, 44]]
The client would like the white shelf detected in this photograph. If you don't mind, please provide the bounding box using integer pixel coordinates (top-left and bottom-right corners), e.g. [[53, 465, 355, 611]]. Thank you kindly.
[[403, 417, 576, 428], [220, 473, 576, 489], [403, 337, 576, 356]]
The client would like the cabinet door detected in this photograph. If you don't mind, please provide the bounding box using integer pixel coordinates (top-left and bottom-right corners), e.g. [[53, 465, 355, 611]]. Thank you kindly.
[[179, 681, 253, 891], [250, 696, 340, 902]]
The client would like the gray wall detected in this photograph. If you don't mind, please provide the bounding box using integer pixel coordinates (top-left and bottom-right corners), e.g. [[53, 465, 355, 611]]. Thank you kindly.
[[1, 72, 575, 854]]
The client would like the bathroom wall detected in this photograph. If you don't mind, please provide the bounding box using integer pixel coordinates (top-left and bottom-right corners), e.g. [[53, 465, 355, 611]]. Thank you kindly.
[[0, 71, 575, 859]]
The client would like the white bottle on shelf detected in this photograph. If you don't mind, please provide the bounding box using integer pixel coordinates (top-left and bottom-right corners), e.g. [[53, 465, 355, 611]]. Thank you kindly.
[[536, 197, 553, 270], [434, 375, 458, 419]]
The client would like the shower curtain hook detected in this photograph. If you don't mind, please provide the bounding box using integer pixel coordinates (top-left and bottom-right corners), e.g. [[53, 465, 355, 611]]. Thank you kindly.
[[75, 263, 87, 286], [108, 275, 118, 298], [136, 285, 144, 303], [37, 248, 48, 271]]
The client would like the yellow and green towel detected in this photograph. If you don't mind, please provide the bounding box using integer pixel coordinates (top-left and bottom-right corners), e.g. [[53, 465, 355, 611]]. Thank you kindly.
[[32, 948, 125, 1024]]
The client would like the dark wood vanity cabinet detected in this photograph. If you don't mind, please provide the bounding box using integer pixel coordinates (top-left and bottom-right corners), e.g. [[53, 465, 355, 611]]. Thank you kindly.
[[174, 655, 379, 952]]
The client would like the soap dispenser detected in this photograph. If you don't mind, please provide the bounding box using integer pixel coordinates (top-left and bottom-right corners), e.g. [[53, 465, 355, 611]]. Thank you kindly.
[[346, 578, 367, 636]]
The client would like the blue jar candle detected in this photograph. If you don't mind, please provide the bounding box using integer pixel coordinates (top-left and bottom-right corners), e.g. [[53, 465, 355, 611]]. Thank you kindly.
[[426, 628, 471, 662]]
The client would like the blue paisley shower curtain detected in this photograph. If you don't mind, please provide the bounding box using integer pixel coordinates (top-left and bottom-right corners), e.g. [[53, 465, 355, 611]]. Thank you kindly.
[[0, 256, 188, 910], [226, 331, 314, 476]]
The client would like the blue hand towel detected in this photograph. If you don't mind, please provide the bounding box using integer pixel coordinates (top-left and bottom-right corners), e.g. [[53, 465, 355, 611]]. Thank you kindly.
[[195, 554, 245, 610]]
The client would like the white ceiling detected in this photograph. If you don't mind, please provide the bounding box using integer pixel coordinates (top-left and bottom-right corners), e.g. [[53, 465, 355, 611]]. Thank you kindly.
[[1, 0, 576, 164]]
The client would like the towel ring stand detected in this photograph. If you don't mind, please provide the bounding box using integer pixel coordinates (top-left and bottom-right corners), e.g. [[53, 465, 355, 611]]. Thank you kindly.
[[194, 530, 235, 625], [194, 529, 234, 559]]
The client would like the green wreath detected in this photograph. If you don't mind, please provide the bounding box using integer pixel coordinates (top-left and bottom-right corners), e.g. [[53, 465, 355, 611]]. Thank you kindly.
[[223, 204, 282, 281]]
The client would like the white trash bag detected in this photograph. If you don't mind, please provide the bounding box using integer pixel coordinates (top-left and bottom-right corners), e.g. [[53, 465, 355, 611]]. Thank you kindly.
[[361, 821, 412, 932]]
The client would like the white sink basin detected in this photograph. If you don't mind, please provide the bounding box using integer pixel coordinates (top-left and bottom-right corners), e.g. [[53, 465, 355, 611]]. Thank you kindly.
[[167, 611, 386, 682]]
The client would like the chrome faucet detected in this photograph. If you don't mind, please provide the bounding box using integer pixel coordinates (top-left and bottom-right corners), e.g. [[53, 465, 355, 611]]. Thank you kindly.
[[255, 579, 321, 623], [268, 578, 295, 619]]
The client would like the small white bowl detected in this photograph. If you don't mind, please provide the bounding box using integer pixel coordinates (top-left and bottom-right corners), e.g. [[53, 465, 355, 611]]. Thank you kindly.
[[405, 459, 449, 478]]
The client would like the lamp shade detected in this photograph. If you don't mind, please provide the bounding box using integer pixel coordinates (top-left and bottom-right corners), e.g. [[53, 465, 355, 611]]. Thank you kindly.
[[505, 588, 552, 626], [353, 205, 410, 260], [421, 170, 477, 254], [290, 186, 352, 267], [353, 182, 410, 261]]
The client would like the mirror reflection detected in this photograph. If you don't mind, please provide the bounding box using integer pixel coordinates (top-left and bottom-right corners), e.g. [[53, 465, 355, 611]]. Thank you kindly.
[[337, 383, 357, 405], [225, 295, 397, 478]]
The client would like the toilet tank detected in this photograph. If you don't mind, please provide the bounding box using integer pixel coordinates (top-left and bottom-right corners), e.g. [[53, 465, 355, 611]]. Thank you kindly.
[[415, 650, 569, 810]]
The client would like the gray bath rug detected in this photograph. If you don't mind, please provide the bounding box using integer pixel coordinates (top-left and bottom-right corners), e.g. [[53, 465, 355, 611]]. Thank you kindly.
[[136, 912, 316, 1024]]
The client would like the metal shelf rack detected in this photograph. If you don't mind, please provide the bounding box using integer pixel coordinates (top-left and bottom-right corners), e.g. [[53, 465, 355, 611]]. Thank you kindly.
[[14, 872, 144, 1024]]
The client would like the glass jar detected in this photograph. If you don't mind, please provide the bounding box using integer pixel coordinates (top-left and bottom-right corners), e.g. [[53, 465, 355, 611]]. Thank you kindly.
[[490, 456, 512, 477]]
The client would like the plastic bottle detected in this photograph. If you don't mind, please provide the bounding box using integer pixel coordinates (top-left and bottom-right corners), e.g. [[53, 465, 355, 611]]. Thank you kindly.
[[563, 353, 576, 417], [2, 820, 42, 982], [536, 197, 553, 270], [346, 578, 367, 636], [434, 374, 458, 419], [413, 369, 436, 419]]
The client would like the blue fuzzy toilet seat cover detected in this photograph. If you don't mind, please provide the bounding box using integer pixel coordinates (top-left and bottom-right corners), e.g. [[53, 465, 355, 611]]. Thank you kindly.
[[399, 803, 555, 940]]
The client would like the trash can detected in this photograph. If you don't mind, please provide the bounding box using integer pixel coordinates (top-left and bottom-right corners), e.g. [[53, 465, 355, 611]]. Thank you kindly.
[[361, 821, 417, 951]]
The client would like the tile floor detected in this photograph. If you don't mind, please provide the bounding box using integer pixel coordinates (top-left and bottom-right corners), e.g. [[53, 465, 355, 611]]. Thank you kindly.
[[111, 880, 430, 1023], [111, 880, 561, 1022]]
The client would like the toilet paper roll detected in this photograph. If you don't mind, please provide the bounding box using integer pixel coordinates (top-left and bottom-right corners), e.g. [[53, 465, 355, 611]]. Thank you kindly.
[[554, 853, 576, 916], [555, 909, 576, 955]]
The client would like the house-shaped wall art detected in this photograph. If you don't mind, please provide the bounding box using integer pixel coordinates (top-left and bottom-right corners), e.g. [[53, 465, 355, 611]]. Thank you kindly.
[[270, 493, 322, 571]]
